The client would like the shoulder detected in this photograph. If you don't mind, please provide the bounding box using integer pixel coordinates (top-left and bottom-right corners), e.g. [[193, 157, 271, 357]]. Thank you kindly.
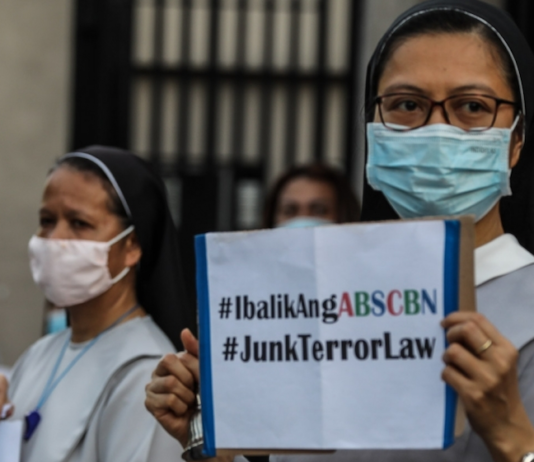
[[477, 264, 534, 350], [137, 316, 177, 353], [10, 331, 69, 385], [101, 318, 175, 393], [107, 316, 176, 357], [475, 234, 534, 285], [95, 356, 183, 459], [478, 262, 534, 298], [90, 317, 175, 391], [20, 330, 70, 358], [96, 320, 175, 424], [105, 355, 160, 397]]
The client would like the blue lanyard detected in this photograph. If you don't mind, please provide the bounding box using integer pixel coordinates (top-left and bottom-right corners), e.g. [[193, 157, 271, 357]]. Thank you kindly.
[[36, 333, 95, 411], [24, 303, 140, 440]]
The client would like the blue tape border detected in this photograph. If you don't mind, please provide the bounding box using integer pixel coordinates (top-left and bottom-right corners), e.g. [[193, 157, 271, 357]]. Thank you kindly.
[[195, 234, 216, 457], [442, 220, 461, 448]]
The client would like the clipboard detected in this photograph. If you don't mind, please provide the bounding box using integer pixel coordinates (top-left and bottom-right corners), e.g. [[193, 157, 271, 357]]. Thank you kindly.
[[195, 216, 475, 457]]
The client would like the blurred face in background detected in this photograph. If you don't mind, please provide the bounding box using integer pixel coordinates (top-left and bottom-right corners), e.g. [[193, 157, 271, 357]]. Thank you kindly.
[[274, 177, 337, 226]]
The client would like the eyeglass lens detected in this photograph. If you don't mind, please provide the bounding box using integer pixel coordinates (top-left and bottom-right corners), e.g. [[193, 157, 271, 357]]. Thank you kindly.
[[379, 94, 500, 130]]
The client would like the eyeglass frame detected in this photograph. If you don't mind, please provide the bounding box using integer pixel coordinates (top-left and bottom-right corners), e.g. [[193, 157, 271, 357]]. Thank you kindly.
[[373, 92, 519, 132]]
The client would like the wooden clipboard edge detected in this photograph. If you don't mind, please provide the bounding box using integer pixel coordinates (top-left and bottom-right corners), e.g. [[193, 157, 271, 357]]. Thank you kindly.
[[210, 216, 476, 453], [454, 215, 476, 437], [457, 215, 476, 314]]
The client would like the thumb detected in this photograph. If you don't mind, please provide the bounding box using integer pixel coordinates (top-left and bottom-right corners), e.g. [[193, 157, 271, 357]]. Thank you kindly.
[[181, 328, 199, 357]]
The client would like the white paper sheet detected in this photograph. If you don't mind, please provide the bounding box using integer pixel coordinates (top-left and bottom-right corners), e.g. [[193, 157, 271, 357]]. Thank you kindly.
[[198, 220, 461, 451], [0, 420, 23, 462]]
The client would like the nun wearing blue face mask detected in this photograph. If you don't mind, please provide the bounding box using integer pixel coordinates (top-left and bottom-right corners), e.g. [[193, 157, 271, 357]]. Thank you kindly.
[[145, 2, 534, 459], [274, 1, 534, 462], [0, 146, 192, 462]]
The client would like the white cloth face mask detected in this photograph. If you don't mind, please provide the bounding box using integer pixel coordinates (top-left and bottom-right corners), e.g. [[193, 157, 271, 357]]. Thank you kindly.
[[28, 225, 135, 307]]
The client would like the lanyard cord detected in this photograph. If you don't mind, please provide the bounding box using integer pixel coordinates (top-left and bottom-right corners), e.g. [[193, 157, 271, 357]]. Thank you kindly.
[[35, 303, 140, 411]]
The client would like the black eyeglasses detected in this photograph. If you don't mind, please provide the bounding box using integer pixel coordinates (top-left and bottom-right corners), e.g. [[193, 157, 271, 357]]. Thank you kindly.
[[374, 93, 518, 131]]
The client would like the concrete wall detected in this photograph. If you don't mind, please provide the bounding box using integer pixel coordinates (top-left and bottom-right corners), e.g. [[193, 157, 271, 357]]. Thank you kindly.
[[0, 0, 72, 365]]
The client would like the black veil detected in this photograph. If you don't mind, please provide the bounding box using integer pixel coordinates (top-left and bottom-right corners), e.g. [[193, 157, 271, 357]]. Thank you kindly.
[[360, 0, 534, 252], [63, 146, 192, 350]]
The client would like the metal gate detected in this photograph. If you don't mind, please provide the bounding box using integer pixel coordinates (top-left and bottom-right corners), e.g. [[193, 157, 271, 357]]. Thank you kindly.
[[72, 0, 362, 312]]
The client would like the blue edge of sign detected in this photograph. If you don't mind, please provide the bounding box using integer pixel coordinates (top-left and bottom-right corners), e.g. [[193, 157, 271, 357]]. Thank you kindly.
[[196, 221, 462, 455], [195, 234, 217, 457], [443, 220, 461, 449]]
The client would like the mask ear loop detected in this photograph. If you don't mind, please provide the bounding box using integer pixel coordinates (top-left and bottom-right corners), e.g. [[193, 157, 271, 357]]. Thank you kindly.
[[107, 225, 135, 246], [510, 113, 521, 133], [107, 225, 136, 284], [110, 267, 131, 284], [504, 113, 523, 196]]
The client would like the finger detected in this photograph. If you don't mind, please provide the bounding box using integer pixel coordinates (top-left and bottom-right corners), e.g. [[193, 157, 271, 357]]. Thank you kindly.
[[446, 320, 494, 358], [442, 362, 474, 397], [181, 329, 199, 358], [153, 353, 180, 377], [152, 354, 196, 390], [146, 375, 196, 405], [443, 342, 493, 381], [1, 404, 14, 420], [179, 352, 200, 384], [145, 389, 190, 417], [442, 313, 504, 344]]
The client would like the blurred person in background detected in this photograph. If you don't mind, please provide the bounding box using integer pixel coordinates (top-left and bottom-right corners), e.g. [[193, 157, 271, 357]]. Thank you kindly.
[[44, 303, 68, 335], [262, 164, 360, 229], [0, 146, 190, 462]]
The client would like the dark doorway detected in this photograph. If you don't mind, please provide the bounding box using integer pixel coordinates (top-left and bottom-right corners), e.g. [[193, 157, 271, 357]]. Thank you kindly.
[[71, 0, 363, 328]]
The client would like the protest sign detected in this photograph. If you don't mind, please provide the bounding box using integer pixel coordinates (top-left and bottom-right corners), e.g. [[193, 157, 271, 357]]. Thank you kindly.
[[0, 419, 23, 462], [195, 217, 474, 456]]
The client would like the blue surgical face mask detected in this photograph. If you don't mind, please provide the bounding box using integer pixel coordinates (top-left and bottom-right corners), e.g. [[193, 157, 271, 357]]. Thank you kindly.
[[46, 309, 67, 334], [276, 217, 332, 229], [366, 121, 517, 221]]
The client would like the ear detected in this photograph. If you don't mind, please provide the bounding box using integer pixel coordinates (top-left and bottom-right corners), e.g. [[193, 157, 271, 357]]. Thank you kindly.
[[509, 116, 524, 169], [124, 232, 142, 268]]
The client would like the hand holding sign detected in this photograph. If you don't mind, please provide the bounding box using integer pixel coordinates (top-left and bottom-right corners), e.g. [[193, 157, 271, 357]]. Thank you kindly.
[[145, 329, 199, 448], [442, 312, 534, 462]]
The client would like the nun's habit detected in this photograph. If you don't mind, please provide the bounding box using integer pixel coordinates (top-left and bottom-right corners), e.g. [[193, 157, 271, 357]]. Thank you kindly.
[[8, 147, 190, 462], [270, 0, 534, 461]]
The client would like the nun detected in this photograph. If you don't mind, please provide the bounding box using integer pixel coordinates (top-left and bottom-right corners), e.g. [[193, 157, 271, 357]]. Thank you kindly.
[[145, 0, 534, 461], [274, 0, 534, 460], [0, 146, 191, 461]]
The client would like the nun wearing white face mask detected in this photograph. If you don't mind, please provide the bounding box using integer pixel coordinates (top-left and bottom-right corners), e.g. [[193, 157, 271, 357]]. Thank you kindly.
[[0, 146, 192, 462]]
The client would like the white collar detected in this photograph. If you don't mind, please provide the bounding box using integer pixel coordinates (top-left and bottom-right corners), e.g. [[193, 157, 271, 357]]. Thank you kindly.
[[475, 234, 534, 286]]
